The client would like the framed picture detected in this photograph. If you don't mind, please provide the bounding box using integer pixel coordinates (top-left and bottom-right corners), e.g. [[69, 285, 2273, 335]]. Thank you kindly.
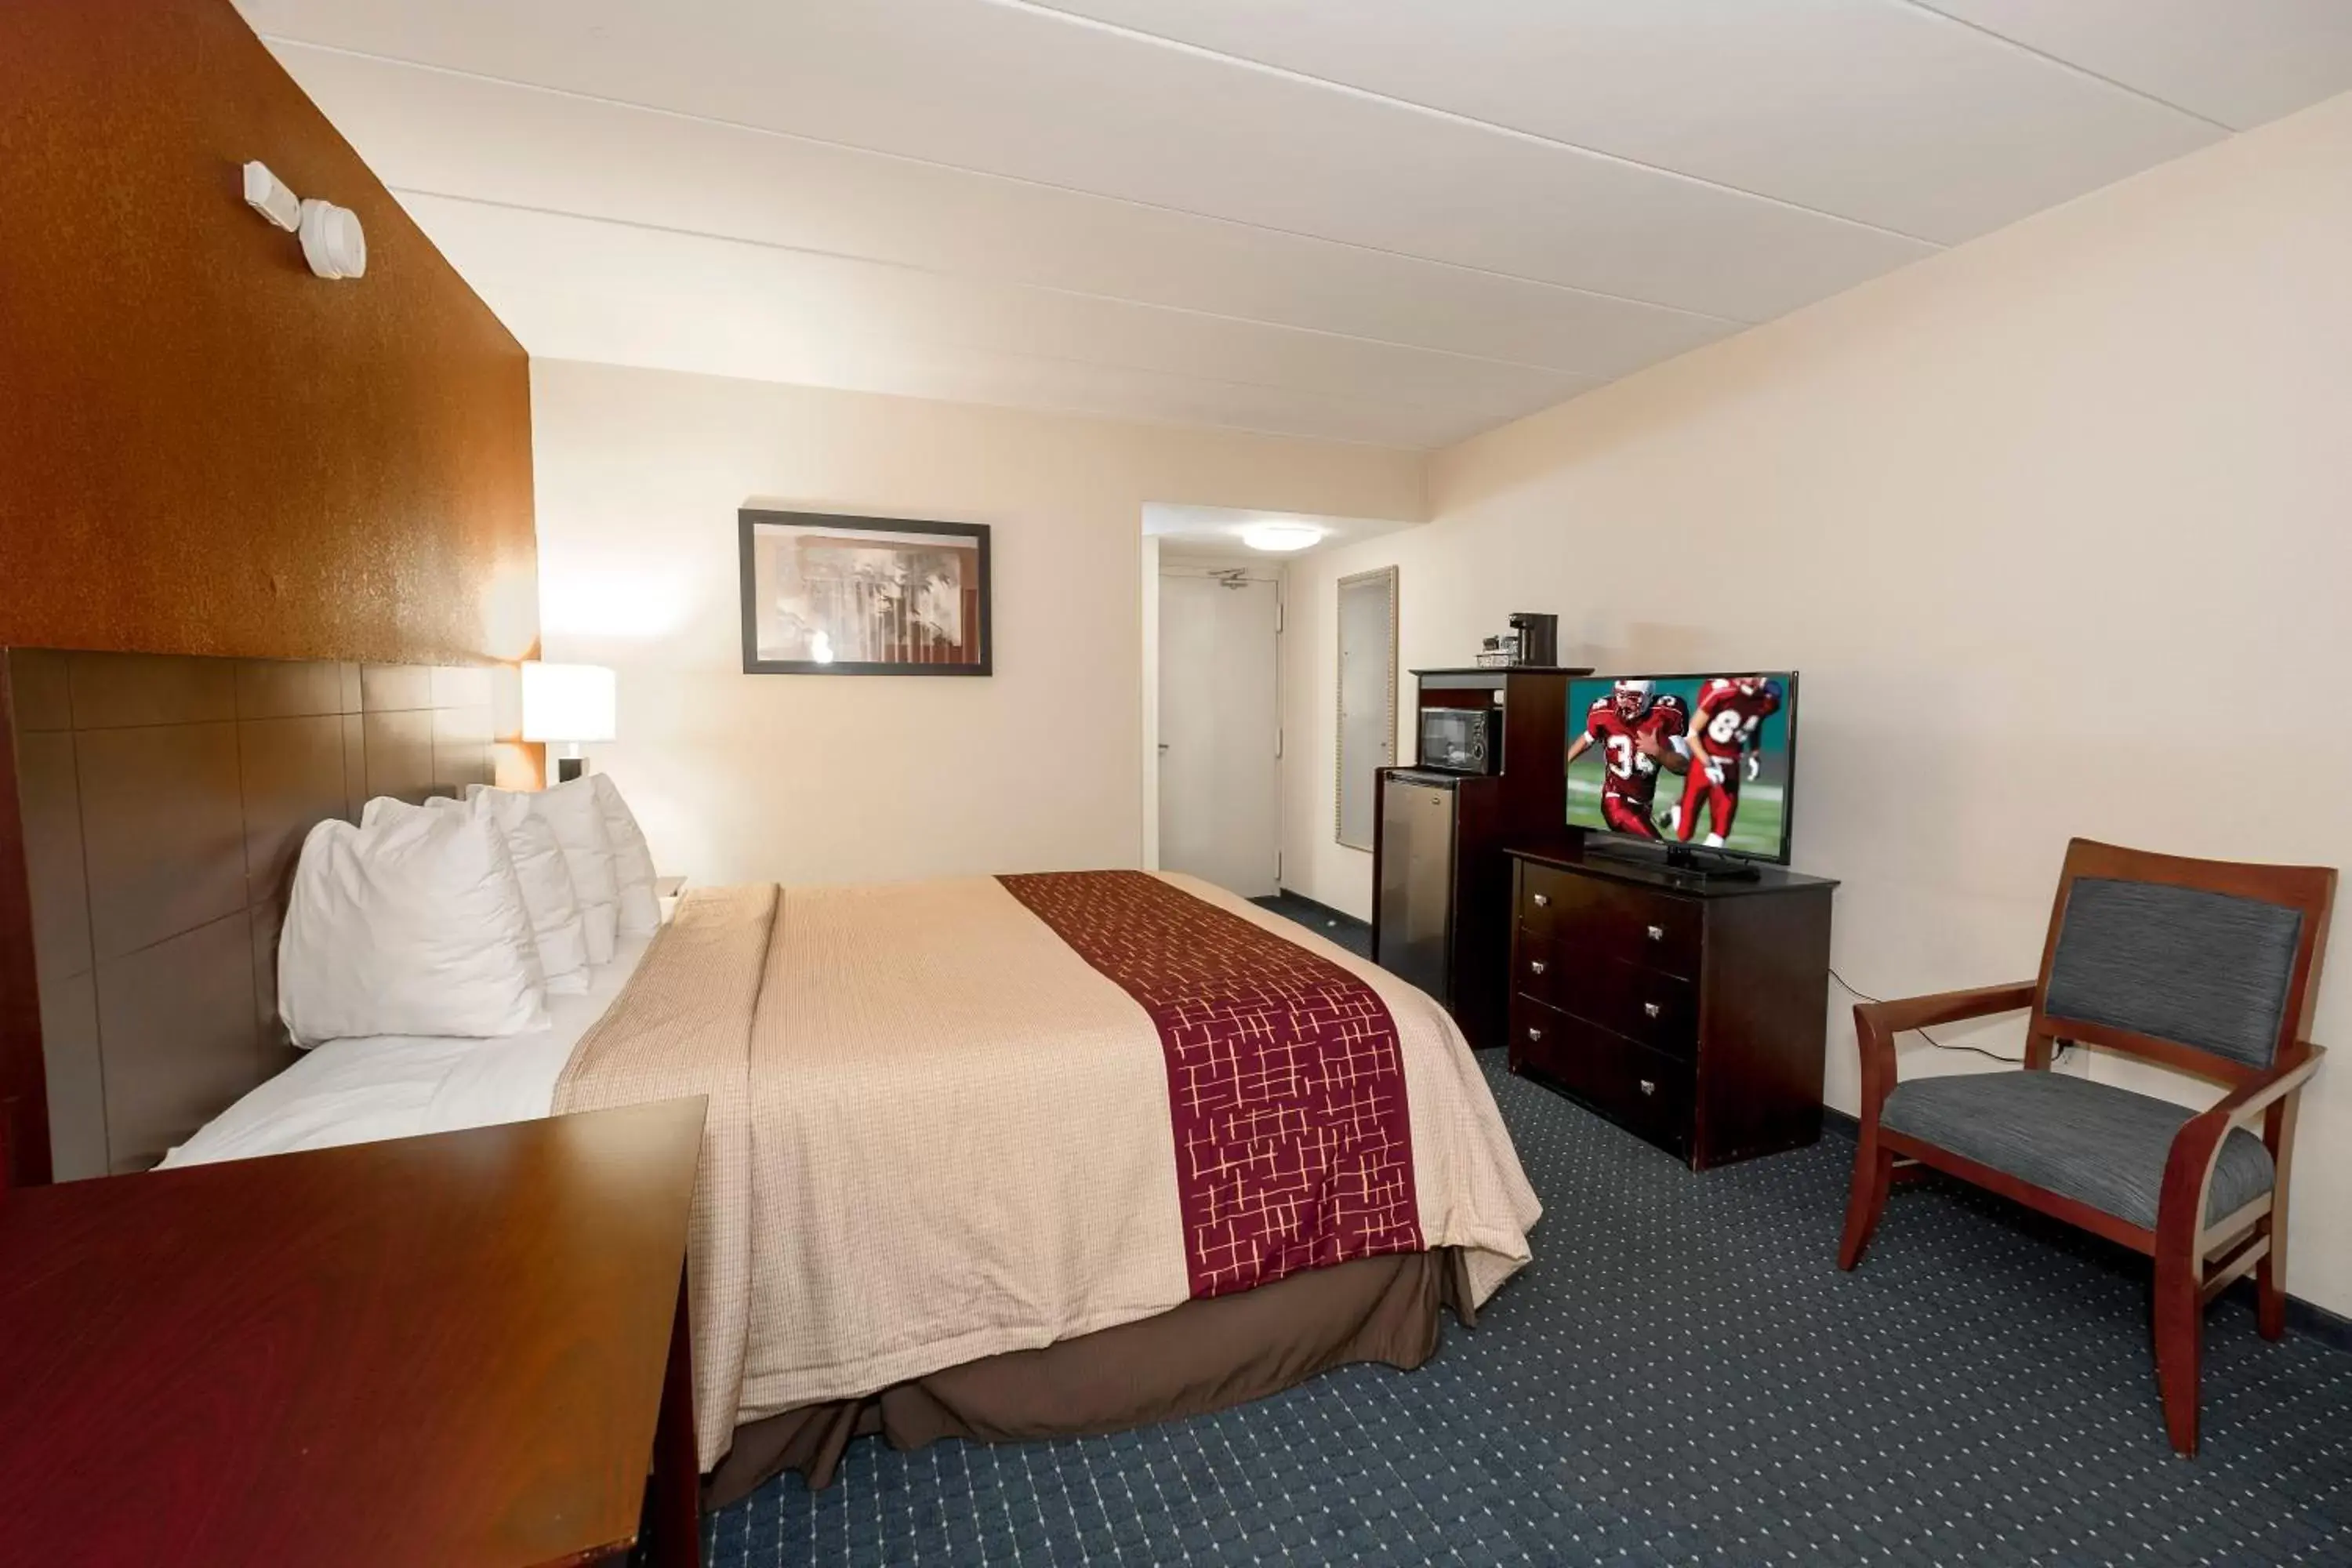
[[738, 510, 993, 676]]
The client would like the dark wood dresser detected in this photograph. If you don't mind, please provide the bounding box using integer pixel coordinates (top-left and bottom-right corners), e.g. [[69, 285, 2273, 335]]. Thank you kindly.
[[1506, 844, 1837, 1168]]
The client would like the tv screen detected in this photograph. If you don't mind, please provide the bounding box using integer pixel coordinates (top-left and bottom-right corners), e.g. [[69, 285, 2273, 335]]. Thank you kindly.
[[1566, 672, 1798, 863]]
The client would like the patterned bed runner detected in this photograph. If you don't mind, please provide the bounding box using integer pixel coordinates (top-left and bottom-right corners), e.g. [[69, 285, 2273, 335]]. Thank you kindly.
[[996, 870, 1421, 1298]]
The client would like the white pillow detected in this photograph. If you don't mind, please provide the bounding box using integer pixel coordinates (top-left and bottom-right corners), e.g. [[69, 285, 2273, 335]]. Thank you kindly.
[[279, 807, 547, 1047], [589, 774, 661, 936], [470, 779, 619, 964], [363, 794, 592, 995]]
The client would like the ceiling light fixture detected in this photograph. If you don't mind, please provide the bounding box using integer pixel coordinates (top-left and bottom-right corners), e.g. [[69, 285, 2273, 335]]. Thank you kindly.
[[1239, 523, 1324, 553]]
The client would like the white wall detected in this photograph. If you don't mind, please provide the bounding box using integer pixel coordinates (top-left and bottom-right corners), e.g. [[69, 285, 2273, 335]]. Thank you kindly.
[[532, 359, 1421, 889], [1282, 93, 2352, 1312]]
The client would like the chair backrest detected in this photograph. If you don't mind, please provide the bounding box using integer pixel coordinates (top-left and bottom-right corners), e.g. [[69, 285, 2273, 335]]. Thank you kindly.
[[2031, 839, 2335, 1083]]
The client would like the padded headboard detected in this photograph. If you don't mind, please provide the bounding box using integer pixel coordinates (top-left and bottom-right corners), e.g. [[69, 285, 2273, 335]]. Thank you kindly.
[[0, 649, 531, 1181]]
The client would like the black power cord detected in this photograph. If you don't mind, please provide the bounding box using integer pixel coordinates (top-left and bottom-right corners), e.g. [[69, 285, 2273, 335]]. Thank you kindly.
[[1828, 967, 2067, 1067]]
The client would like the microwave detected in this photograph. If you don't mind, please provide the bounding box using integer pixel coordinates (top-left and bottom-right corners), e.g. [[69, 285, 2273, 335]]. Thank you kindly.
[[1417, 705, 1502, 775]]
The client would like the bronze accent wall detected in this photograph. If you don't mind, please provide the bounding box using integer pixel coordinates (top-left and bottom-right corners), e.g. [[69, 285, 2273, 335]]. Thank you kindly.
[[5, 648, 519, 1181], [0, 0, 538, 666], [0, 2, 542, 1186]]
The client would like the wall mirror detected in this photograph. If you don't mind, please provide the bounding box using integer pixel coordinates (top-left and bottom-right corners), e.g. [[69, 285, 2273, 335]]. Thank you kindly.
[[1334, 567, 1399, 850]]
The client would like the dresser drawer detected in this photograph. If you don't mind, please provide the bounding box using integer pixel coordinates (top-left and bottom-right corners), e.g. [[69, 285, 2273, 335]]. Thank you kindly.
[[1515, 934, 1699, 1058], [1514, 931, 1573, 1010], [1509, 992, 1579, 1077], [1511, 996, 1693, 1154], [1519, 862, 1701, 978], [1576, 949, 1701, 1058]]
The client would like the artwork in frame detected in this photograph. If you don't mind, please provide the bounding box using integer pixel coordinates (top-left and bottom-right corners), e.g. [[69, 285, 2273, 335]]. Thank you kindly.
[[738, 510, 993, 676]]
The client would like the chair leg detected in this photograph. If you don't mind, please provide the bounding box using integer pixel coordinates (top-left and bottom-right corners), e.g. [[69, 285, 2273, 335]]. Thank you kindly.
[[1838, 1130, 1893, 1272], [2258, 1092, 2297, 1343], [2256, 1221, 2288, 1341], [2152, 1251, 2202, 1457]]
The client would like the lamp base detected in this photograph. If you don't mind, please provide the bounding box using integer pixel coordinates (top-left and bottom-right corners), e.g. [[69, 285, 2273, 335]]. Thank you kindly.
[[555, 756, 586, 783]]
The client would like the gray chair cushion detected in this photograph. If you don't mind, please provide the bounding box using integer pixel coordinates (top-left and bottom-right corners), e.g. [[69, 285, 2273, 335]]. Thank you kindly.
[[1880, 1069, 2273, 1229], [2045, 877, 2302, 1069]]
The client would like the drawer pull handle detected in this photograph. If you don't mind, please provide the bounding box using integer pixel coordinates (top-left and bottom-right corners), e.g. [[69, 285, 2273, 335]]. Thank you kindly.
[[1643, 1001, 1662, 1019], [1646, 924, 1665, 942], [1532, 892, 1551, 908], [1529, 960, 1548, 976], [1638, 1079, 1658, 1097], [1526, 1026, 1543, 1043]]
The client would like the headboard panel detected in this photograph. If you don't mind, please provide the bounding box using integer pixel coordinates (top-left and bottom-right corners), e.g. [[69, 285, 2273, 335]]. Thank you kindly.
[[0, 648, 529, 1180]]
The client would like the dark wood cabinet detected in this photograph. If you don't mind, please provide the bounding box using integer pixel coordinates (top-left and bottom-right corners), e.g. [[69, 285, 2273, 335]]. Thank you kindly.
[[1370, 666, 1584, 1051], [1506, 844, 1837, 1169]]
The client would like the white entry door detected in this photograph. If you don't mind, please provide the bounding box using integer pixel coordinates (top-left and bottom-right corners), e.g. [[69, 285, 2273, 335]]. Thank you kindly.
[[1158, 572, 1280, 898]]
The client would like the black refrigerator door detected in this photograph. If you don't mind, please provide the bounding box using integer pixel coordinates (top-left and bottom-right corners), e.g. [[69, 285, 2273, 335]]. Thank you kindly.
[[1376, 775, 1456, 1003]]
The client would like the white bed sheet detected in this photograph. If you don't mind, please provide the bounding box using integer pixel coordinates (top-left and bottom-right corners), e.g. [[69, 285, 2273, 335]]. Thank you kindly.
[[160, 935, 655, 1169]]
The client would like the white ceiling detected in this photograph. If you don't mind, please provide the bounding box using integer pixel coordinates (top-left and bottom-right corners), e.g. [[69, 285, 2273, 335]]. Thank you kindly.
[[240, 0, 2352, 450]]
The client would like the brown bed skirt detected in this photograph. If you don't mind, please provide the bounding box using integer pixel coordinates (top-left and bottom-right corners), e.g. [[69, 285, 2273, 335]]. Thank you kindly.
[[706, 1247, 1477, 1508]]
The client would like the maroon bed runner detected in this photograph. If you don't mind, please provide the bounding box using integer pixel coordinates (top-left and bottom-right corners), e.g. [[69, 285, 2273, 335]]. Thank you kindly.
[[996, 870, 1421, 1298]]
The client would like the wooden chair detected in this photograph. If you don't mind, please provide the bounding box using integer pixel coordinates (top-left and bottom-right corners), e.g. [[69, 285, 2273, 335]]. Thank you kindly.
[[1838, 838, 2332, 1456]]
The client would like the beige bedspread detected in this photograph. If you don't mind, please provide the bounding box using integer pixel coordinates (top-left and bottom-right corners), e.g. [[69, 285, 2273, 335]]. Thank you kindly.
[[560, 872, 1540, 1471]]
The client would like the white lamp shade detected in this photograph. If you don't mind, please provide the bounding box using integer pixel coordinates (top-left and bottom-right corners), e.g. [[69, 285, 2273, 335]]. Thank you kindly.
[[521, 662, 616, 743]]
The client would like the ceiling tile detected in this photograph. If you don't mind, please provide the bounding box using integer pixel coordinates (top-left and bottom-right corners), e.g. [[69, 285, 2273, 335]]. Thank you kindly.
[[1920, 0, 2352, 131], [401, 194, 1563, 447], [1034, 0, 2220, 244], [231, 0, 2352, 451], [242, 0, 1934, 321], [270, 42, 1738, 382]]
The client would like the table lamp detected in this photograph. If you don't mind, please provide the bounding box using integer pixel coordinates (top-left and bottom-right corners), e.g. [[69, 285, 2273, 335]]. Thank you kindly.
[[521, 662, 615, 783]]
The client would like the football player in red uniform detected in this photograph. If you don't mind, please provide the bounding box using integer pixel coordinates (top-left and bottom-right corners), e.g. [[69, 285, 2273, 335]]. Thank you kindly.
[[1673, 675, 1785, 848], [1566, 679, 1689, 839]]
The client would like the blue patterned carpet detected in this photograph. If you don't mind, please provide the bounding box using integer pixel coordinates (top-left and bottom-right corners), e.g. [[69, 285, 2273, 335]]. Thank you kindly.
[[1250, 892, 1373, 960], [703, 1056, 2352, 1567]]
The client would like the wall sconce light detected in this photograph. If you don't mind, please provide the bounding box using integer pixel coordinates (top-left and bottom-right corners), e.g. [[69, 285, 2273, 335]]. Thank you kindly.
[[242, 162, 367, 280]]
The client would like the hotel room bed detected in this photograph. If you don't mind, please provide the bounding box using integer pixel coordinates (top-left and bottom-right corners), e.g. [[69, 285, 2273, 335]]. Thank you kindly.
[[165, 866, 1541, 1502]]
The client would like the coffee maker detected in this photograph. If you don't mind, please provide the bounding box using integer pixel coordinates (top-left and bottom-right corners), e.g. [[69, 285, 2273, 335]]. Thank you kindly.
[[1508, 612, 1558, 666], [1477, 612, 1560, 668]]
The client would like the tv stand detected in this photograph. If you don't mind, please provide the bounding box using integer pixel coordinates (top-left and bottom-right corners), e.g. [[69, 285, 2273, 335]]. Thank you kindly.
[[1504, 842, 1838, 1168], [1584, 837, 1762, 884]]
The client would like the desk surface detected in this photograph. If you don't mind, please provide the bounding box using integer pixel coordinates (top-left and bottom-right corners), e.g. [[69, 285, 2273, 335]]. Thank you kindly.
[[0, 1098, 706, 1568]]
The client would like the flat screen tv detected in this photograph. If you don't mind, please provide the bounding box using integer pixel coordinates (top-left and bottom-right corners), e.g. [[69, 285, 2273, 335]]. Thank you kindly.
[[1565, 671, 1798, 867]]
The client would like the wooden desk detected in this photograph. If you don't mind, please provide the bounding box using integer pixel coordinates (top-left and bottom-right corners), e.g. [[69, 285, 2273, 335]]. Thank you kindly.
[[0, 1098, 707, 1568]]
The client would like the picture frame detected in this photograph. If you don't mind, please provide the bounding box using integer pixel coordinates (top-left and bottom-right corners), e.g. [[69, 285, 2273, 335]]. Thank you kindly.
[[738, 509, 993, 677]]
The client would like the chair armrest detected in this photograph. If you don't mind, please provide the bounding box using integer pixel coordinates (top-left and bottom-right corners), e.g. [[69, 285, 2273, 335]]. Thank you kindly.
[[2208, 1044, 2325, 1131], [2158, 1046, 2327, 1243], [1854, 982, 2038, 1041], [1850, 982, 2037, 1123]]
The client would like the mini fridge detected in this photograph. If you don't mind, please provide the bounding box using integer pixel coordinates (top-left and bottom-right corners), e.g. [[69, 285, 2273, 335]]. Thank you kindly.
[[1374, 771, 1461, 1004], [1374, 767, 1511, 1049]]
